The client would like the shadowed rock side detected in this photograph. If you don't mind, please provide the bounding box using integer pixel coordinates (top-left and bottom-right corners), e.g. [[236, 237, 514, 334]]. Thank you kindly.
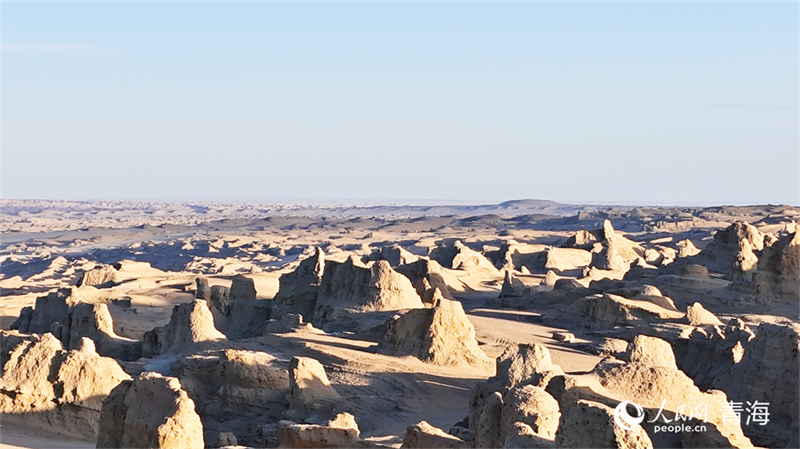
[[751, 224, 800, 302], [97, 372, 204, 449], [314, 257, 424, 324], [11, 288, 141, 360], [384, 297, 493, 369], [272, 248, 325, 321], [225, 275, 271, 338]]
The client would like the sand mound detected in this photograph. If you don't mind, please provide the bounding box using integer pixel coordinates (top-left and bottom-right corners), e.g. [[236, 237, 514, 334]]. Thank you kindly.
[[97, 372, 204, 449], [272, 248, 325, 321], [384, 297, 492, 369], [0, 334, 130, 440], [142, 299, 225, 357], [314, 257, 424, 323]]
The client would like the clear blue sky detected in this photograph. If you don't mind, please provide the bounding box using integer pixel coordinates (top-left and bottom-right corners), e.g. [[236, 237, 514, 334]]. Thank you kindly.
[[3, 2, 798, 205]]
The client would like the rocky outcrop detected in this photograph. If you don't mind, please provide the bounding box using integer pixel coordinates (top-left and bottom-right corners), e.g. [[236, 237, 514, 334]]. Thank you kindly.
[[500, 385, 560, 441], [76, 264, 117, 287], [396, 258, 455, 303], [10, 289, 141, 361], [429, 241, 498, 272], [384, 297, 492, 369], [11, 288, 79, 335], [97, 372, 204, 449], [469, 344, 564, 448], [751, 226, 800, 302], [223, 275, 271, 339], [0, 334, 130, 440], [314, 257, 424, 324], [272, 248, 325, 321], [685, 302, 723, 326], [500, 271, 526, 298], [711, 323, 800, 447], [142, 300, 225, 357], [278, 420, 368, 448], [195, 277, 211, 300], [555, 400, 652, 449], [701, 221, 764, 281], [572, 294, 684, 329], [676, 239, 701, 258], [289, 356, 340, 411], [565, 220, 643, 268], [402, 421, 467, 448], [371, 244, 419, 267]]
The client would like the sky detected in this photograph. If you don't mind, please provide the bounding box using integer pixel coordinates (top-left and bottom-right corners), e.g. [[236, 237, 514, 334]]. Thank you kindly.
[[2, 1, 798, 206]]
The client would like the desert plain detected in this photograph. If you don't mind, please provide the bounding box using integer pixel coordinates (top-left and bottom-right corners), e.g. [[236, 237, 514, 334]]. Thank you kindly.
[[0, 198, 797, 449]]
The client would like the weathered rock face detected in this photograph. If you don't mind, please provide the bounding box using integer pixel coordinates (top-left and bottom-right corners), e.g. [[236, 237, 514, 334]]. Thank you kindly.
[[555, 400, 653, 449], [76, 264, 117, 287], [500, 385, 560, 441], [142, 300, 225, 357], [314, 257, 424, 324], [371, 244, 420, 267], [543, 247, 593, 273], [11, 288, 78, 334], [223, 275, 271, 339], [97, 372, 205, 449], [429, 241, 498, 272], [62, 302, 142, 361], [752, 227, 800, 302], [676, 239, 701, 258], [402, 421, 467, 448], [685, 302, 723, 326], [591, 352, 753, 448], [500, 271, 526, 298], [701, 221, 764, 281], [10, 289, 141, 361], [469, 344, 565, 448], [628, 335, 677, 369], [710, 323, 800, 447], [572, 294, 684, 329], [289, 356, 340, 412], [590, 239, 627, 272], [278, 420, 365, 448], [384, 297, 492, 369], [0, 334, 130, 440], [195, 277, 211, 300], [170, 348, 290, 436], [565, 220, 644, 268], [272, 248, 325, 321], [396, 258, 455, 303]]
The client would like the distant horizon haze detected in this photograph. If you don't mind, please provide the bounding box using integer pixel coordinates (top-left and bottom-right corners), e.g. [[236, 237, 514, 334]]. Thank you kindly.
[[2, 2, 798, 205]]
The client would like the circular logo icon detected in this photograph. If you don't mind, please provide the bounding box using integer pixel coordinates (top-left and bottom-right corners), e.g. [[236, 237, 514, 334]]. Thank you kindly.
[[614, 401, 645, 430]]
